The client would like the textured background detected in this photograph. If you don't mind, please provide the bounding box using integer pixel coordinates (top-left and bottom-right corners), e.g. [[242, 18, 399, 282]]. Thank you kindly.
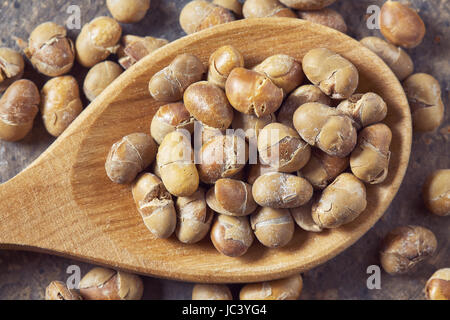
[[0, 0, 448, 300]]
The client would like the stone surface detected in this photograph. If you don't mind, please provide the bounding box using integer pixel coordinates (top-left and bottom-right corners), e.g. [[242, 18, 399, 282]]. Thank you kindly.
[[0, 0, 448, 300]]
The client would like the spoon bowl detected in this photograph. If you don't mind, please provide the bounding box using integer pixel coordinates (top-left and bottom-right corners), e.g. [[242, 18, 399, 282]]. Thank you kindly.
[[0, 18, 412, 283]]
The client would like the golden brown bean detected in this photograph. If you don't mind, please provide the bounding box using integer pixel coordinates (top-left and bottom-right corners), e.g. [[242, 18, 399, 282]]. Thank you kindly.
[[149, 54, 205, 102], [180, 0, 235, 35], [425, 268, 450, 300], [379, 1, 425, 49], [157, 131, 199, 197], [23, 22, 75, 76], [132, 173, 177, 239], [40, 76, 83, 137], [251, 207, 295, 248], [302, 48, 359, 99], [105, 133, 157, 184], [258, 122, 311, 173], [213, 0, 242, 16], [197, 134, 249, 184], [360, 37, 414, 81], [403, 73, 444, 132], [277, 85, 330, 129], [252, 172, 313, 208], [176, 188, 213, 244], [206, 178, 258, 216], [184, 81, 234, 130], [232, 112, 276, 142], [290, 197, 322, 232], [336, 93, 387, 130], [293, 102, 357, 157], [0, 79, 40, 142], [0, 48, 24, 92], [350, 123, 392, 184], [83, 61, 123, 102], [312, 173, 367, 228], [299, 148, 349, 189], [107, 0, 151, 23], [246, 163, 278, 185], [210, 214, 254, 257], [45, 281, 82, 300], [225, 67, 284, 117], [118, 35, 168, 69], [79, 267, 143, 300], [150, 102, 194, 145], [380, 226, 437, 275], [208, 45, 244, 89], [422, 169, 450, 217], [253, 54, 304, 95], [76, 17, 122, 68]]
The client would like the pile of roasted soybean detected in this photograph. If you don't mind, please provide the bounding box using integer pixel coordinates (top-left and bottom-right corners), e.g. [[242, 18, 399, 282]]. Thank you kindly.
[[105, 44, 392, 256]]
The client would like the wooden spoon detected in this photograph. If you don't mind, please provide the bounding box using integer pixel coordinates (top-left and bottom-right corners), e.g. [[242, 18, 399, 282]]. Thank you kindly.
[[0, 18, 411, 283]]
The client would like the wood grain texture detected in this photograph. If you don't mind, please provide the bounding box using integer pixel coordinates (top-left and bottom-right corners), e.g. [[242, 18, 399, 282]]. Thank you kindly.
[[0, 18, 412, 283]]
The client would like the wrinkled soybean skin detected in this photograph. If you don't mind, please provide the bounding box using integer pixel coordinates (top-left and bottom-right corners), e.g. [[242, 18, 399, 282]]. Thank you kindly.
[[251, 207, 295, 248], [403, 73, 444, 132], [25, 22, 75, 77], [232, 112, 276, 142], [290, 197, 323, 232], [258, 122, 311, 173], [0, 79, 40, 142], [299, 148, 349, 189], [302, 48, 359, 99], [176, 188, 213, 243], [252, 172, 313, 208], [105, 133, 157, 184], [422, 170, 450, 217], [206, 178, 257, 216], [184, 81, 234, 129], [157, 131, 199, 197], [149, 54, 205, 102], [197, 134, 249, 184], [40, 76, 83, 137], [208, 45, 245, 88], [210, 214, 254, 257], [150, 102, 194, 145], [279, 0, 336, 10], [278, 85, 330, 129], [0, 48, 25, 92], [243, 0, 297, 18], [360, 37, 413, 81], [76, 17, 122, 68], [336, 93, 388, 130], [380, 225, 437, 275], [350, 123, 392, 184], [180, 0, 235, 35], [293, 102, 357, 157], [225, 67, 284, 117], [312, 173, 367, 228], [132, 173, 177, 239], [253, 54, 304, 95]]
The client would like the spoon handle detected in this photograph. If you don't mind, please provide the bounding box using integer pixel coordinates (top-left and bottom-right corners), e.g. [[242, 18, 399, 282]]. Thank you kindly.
[[0, 145, 73, 250]]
